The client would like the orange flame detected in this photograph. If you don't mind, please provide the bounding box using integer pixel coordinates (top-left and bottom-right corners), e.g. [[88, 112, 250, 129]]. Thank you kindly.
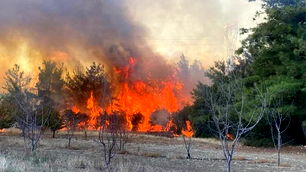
[[225, 133, 234, 140], [0, 128, 6, 133], [71, 106, 80, 114], [86, 91, 103, 128], [107, 57, 185, 132], [181, 121, 194, 138], [70, 57, 193, 134]]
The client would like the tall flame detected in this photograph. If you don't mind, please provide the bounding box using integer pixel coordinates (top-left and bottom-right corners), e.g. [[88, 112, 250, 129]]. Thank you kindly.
[[70, 56, 194, 134], [86, 91, 103, 128], [111, 57, 183, 131]]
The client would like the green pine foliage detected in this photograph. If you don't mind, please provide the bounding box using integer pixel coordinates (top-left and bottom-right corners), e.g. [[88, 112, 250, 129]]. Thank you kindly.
[[188, 3, 306, 146], [238, 6, 306, 144], [36, 60, 65, 137]]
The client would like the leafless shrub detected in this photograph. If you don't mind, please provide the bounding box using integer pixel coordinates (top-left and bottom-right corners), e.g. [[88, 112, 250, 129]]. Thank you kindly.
[[3, 64, 52, 151], [15, 93, 51, 151], [182, 135, 192, 159], [181, 121, 194, 159], [78, 113, 90, 140], [117, 126, 129, 151], [96, 111, 129, 171], [204, 73, 268, 172], [62, 110, 87, 148], [267, 99, 291, 167]]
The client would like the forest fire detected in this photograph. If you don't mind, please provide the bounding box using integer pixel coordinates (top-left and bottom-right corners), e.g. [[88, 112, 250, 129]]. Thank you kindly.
[[69, 57, 193, 134], [0, 0, 208, 136]]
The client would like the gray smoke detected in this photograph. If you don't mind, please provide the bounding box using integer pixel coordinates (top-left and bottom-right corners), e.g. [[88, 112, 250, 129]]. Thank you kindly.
[[150, 109, 171, 127], [0, 0, 173, 81]]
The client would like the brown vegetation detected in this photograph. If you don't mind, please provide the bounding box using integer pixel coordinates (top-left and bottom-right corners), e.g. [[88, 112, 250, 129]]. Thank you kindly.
[[0, 130, 305, 172]]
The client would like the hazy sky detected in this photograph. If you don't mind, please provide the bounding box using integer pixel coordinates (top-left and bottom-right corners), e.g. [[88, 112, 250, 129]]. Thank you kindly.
[[126, 0, 261, 65]]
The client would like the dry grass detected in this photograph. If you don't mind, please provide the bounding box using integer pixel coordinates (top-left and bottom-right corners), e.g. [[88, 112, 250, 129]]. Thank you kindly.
[[252, 159, 276, 164], [0, 129, 305, 172], [141, 152, 163, 158], [279, 163, 292, 167], [233, 156, 248, 161]]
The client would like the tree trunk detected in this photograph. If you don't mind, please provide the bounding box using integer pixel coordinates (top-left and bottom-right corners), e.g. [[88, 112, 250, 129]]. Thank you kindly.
[[31, 141, 35, 152], [84, 130, 87, 140], [52, 130, 56, 138], [226, 159, 232, 172], [277, 131, 281, 167], [68, 137, 71, 148], [302, 123, 306, 139], [187, 152, 191, 159]]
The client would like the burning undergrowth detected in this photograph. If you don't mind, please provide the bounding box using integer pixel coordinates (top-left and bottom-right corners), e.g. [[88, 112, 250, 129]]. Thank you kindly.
[[64, 57, 197, 134]]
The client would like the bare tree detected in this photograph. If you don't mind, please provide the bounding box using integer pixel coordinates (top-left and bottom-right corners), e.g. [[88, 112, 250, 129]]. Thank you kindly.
[[182, 135, 192, 159], [96, 112, 117, 171], [203, 73, 268, 172], [14, 92, 51, 151], [3, 64, 50, 151], [181, 120, 194, 159], [96, 112, 128, 171], [112, 112, 129, 151], [267, 100, 290, 167], [78, 113, 90, 140], [62, 110, 87, 148]]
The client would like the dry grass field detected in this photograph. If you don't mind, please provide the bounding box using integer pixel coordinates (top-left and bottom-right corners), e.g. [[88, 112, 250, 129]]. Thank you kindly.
[[0, 129, 305, 172]]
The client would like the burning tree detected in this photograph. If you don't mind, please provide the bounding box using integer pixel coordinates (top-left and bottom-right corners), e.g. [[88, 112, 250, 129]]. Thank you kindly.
[[172, 106, 193, 135], [64, 57, 192, 133], [130, 112, 144, 131], [66, 63, 112, 117], [79, 112, 90, 139], [150, 109, 171, 130], [171, 108, 195, 159]]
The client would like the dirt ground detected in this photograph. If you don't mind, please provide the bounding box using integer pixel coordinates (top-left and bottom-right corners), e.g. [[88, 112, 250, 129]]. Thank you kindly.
[[0, 130, 305, 172]]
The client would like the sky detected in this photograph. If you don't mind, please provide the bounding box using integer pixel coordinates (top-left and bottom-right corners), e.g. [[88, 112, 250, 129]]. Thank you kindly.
[[126, 0, 261, 65]]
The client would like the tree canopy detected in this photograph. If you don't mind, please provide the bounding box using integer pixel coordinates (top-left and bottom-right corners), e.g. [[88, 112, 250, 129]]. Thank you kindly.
[[66, 62, 112, 110]]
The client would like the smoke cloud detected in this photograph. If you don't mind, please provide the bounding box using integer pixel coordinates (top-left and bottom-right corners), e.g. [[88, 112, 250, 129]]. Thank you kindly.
[[0, 0, 174, 83], [127, 0, 260, 64], [0, 0, 260, 87]]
